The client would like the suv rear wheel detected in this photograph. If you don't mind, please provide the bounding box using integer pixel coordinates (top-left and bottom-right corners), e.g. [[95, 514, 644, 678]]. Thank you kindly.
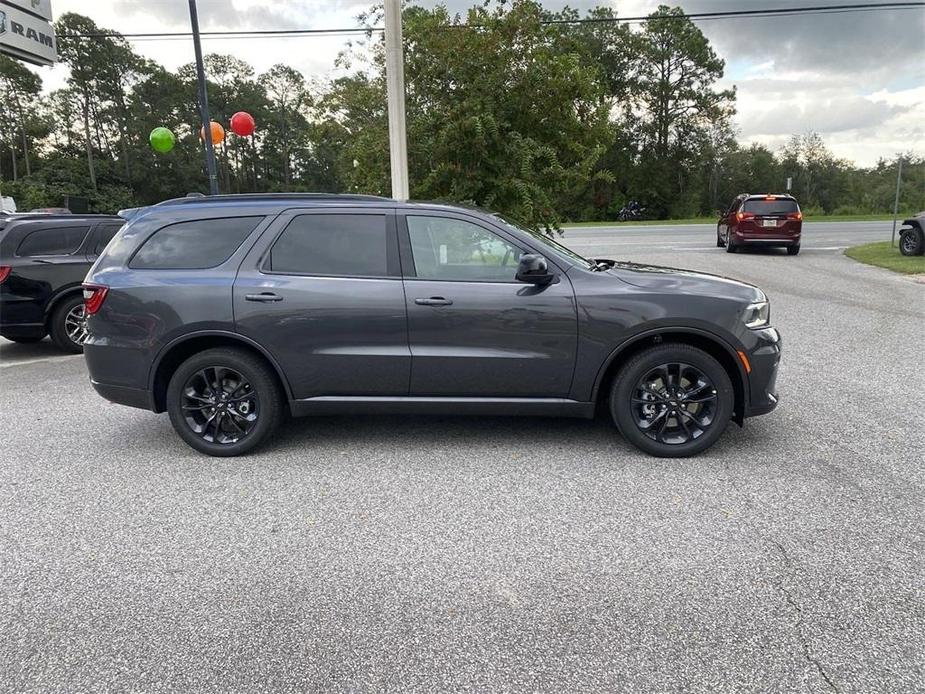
[[166, 348, 284, 456], [49, 294, 88, 353], [610, 343, 734, 457], [786, 244, 800, 256]]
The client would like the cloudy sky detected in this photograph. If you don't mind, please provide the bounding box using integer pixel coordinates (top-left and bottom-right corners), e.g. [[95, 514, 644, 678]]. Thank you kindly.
[[33, 0, 925, 166]]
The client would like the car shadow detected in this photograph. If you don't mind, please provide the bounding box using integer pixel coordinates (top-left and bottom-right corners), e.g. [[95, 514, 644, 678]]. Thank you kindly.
[[0, 338, 72, 362], [733, 246, 791, 255]]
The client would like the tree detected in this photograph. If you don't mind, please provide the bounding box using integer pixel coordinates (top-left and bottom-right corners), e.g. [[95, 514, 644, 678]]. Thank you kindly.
[[627, 5, 736, 217], [0, 54, 44, 178]]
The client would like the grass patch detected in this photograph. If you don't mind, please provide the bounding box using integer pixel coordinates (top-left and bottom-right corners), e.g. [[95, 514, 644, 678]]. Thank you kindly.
[[844, 241, 925, 275], [563, 213, 906, 227]]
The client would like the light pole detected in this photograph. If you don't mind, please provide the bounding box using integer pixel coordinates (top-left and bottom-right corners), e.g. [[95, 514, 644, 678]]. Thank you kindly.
[[188, 0, 219, 195], [384, 0, 409, 200], [890, 156, 903, 248]]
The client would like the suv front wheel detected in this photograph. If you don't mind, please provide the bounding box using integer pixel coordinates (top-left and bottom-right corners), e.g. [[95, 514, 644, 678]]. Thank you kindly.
[[167, 348, 284, 456], [610, 343, 734, 457]]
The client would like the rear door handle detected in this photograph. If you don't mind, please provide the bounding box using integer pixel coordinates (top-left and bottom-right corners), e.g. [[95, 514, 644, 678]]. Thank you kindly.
[[245, 292, 284, 303], [415, 297, 453, 306]]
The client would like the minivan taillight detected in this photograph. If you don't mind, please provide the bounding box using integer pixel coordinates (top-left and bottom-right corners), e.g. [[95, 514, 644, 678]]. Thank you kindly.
[[788, 211, 803, 221], [82, 284, 109, 315], [0, 266, 10, 284], [736, 212, 754, 221]]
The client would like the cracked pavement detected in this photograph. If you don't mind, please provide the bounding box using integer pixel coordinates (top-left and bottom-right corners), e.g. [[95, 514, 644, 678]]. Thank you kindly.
[[0, 221, 923, 692]]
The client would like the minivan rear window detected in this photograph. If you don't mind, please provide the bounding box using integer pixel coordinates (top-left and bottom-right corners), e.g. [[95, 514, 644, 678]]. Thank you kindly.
[[130, 217, 262, 269], [16, 226, 90, 257], [743, 199, 799, 215]]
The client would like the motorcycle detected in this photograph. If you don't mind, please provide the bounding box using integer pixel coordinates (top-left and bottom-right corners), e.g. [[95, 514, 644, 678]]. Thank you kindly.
[[617, 205, 645, 222]]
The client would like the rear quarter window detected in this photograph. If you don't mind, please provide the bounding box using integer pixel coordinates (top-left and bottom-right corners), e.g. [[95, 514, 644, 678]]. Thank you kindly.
[[94, 223, 125, 255], [16, 226, 91, 256], [129, 216, 263, 269], [743, 199, 799, 215]]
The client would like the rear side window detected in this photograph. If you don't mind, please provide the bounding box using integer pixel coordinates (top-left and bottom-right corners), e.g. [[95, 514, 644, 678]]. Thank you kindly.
[[743, 198, 799, 215], [266, 214, 388, 277], [130, 217, 262, 269], [16, 226, 90, 256], [94, 223, 124, 255]]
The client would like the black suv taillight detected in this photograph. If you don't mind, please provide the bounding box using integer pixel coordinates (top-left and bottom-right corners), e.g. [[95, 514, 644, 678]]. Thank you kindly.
[[0, 266, 10, 284], [82, 284, 109, 315]]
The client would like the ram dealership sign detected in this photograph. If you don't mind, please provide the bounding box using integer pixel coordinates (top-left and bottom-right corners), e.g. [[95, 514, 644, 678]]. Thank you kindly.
[[0, 0, 56, 66]]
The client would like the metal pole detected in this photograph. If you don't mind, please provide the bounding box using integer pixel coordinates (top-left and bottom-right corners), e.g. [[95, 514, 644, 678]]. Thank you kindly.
[[188, 0, 219, 196], [890, 157, 903, 247], [384, 0, 409, 200]]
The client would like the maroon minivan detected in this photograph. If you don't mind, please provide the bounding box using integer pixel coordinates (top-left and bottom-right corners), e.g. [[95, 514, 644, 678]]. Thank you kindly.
[[717, 194, 802, 255]]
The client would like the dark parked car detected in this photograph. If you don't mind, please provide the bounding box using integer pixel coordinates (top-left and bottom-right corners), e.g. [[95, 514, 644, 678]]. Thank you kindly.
[[0, 213, 124, 352], [83, 194, 782, 458], [717, 194, 803, 254]]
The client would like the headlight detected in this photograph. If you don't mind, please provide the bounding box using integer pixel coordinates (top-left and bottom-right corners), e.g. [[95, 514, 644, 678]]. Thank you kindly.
[[743, 300, 770, 328]]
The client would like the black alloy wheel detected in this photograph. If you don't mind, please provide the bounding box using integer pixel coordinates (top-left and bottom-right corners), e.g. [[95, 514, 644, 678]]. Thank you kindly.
[[899, 228, 924, 256], [610, 343, 734, 457], [630, 362, 718, 445], [167, 348, 283, 456], [181, 366, 259, 445]]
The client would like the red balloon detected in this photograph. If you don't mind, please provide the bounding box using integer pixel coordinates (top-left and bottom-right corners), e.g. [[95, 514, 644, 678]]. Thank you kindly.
[[230, 111, 255, 137]]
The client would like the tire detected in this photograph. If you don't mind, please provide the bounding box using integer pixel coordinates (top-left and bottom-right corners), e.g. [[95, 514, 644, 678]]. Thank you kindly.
[[609, 343, 734, 458], [49, 294, 87, 353], [166, 347, 283, 457], [786, 244, 800, 256], [899, 228, 924, 256], [4, 335, 44, 344], [716, 229, 725, 247], [725, 237, 738, 253]]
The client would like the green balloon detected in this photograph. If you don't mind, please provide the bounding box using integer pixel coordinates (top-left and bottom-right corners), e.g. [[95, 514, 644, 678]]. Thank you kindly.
[[149, 127, 175, 153]]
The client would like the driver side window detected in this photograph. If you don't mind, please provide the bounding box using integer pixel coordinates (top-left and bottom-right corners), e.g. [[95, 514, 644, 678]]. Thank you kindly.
[[406, 216, 523, 282]]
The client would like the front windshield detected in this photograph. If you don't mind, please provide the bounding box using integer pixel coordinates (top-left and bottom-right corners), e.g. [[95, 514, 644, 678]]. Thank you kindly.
[[493, 214, 594, 269]]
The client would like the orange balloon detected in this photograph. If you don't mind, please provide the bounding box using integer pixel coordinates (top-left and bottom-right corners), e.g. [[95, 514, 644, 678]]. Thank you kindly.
[[199, 121, 225, 145]]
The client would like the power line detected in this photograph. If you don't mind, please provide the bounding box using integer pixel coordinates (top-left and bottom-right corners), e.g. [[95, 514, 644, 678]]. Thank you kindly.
[[62, 3, 925, 41]]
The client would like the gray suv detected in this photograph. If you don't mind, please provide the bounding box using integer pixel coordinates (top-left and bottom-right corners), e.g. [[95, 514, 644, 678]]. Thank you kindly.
[[83, 194, 782, 458]]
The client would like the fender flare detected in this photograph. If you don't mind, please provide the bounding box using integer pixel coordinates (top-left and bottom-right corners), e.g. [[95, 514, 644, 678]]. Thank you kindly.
[[589, 325, 750, 405], [147, 329, 295, 401]]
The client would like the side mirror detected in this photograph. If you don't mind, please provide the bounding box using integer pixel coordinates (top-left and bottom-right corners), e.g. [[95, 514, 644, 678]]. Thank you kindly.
[[516, 254, 554, 285]]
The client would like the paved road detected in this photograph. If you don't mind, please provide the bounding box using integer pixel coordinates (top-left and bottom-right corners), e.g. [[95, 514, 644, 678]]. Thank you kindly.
[[1, 223, 923, 692]]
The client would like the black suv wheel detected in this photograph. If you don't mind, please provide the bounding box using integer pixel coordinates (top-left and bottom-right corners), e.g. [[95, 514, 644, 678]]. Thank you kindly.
[[610, 344, 734, 457], [49, 294, 88, 353], [899, 226, 924, 256], [166, 348, 284, 456]]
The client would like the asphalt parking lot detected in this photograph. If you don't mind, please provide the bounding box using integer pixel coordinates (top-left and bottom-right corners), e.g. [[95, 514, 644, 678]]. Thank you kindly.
[[1, 221, 923, 692]]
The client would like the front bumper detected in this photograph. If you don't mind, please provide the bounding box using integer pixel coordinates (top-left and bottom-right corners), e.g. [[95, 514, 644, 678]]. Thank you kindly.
[[744, 326, 781, 418]]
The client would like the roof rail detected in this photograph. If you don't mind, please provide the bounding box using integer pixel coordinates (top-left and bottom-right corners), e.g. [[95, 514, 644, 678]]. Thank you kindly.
[[155, 192, 392, 207]]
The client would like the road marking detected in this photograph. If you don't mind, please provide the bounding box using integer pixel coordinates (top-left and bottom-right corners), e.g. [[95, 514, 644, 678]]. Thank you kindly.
[[0, 354, 83, 369]]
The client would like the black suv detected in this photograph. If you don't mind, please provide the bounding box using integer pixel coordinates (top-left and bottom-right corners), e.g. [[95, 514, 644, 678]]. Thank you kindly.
[[83, 194, 782, 458], [0, 213, 123, 352]]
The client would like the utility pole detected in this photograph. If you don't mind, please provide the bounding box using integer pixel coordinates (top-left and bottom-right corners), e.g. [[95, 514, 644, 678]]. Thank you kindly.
[[384, 0, 409, 200], [890, 156, 903, 247], [188, 0, 219, 195]]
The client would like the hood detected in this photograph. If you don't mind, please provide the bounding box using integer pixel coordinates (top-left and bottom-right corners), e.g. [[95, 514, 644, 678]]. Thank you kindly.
[[599, 259, 766, 303]]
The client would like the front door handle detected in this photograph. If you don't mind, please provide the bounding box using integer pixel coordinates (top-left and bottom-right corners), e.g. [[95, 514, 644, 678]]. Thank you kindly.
[[415, 297, 453, 306], [245, 292, 284, 303]]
